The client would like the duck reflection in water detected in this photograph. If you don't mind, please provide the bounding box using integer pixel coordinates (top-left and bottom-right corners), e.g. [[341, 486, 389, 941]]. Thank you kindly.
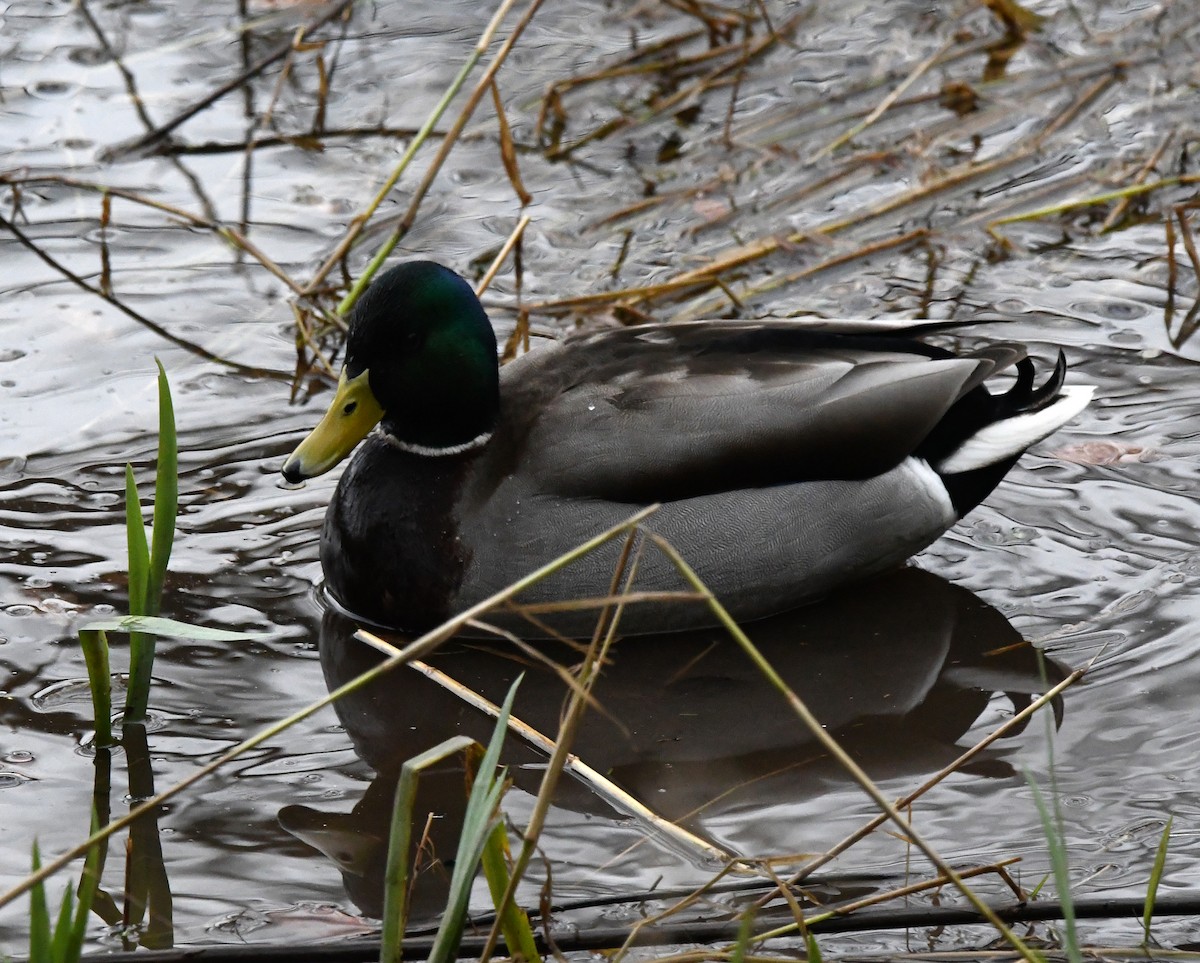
[[280, 567, 1065, 922]]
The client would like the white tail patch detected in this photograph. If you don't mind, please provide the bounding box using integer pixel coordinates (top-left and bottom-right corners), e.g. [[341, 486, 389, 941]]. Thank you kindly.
[[935, 384, 1095, 475]]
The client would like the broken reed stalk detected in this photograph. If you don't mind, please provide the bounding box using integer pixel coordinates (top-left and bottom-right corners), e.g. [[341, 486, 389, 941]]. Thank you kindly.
[[0, 506, 658, 912], [523, 145, 1035, 318], [532, 47, 1142, 321], [646, 535, 1042, 963]]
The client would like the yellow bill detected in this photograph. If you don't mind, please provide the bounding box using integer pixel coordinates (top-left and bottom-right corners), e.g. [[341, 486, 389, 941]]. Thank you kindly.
[[281, 369, 384, 482]]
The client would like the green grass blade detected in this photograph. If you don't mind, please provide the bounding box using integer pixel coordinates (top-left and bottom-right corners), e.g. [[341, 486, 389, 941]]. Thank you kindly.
[[381, 734, 477, 963], [429, 677, 521, 963], [29, 842, 49, 963], [1143, 815, 1173, 943], [124, 465, 148, 616], [77, 630, 112, 747], [80, 616, 268, 641], [145, 359, 177, 616], [50, 880, 76, 961], [125, 461, 152, 722], [804, 931, 824, 963], [124, 629, 153, 721], [126, 363, 177, 723], [480, 822, 541, 963], [1026, 775, 1080, 963], [727, 906, 756, 963], [1028, 873, 1049, 899], [124, 363, 178, 722]]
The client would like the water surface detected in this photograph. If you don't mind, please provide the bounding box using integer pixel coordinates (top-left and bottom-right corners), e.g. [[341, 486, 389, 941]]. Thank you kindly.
[[2, 0, 1200, 953]]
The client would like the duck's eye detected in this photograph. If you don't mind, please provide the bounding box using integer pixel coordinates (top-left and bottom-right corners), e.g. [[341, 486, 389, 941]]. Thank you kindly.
[[343, 401, 358, 416]]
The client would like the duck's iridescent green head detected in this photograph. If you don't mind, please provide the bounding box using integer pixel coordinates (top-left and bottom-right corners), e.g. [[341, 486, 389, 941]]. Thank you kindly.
[[281, 261, 499, 482]]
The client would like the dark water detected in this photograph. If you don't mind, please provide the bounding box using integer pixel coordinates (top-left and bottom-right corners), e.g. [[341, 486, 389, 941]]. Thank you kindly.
[[2, 0, 1200, 953]]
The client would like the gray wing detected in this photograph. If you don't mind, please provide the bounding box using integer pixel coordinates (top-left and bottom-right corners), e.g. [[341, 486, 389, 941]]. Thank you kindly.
[[493, 322, 996, 503]]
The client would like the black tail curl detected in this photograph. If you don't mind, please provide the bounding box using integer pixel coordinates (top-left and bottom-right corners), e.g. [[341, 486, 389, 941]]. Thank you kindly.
[[999, 351, 1067, 417], [917, 349, 1070, 518]]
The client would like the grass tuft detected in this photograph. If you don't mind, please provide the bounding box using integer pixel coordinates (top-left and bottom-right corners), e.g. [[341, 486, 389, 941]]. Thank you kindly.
[[124, 361, 178, 723], [27, 839, 97, 963], [380, 677, 534, 963]]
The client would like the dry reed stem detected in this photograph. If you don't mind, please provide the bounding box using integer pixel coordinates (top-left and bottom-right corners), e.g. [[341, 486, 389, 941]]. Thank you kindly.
[[288, 302, 340, 384], [542, 31, 754, 105], [674, 228, 930, 321], [1171, 207, 1200, 346], [491, 80, 533, 206], [165, 125, 437, 155], [759, 863, 809, 936], [461, 620, 617, 714], [1164, 212, 1178, 338], [76, 0, 156, 132], [545, 6, 808, 161], [1035, 70, 1120, 144], [475, 213, 533, 298], [1174, 208, 1200, 282], [753, 858, 1024, 942]]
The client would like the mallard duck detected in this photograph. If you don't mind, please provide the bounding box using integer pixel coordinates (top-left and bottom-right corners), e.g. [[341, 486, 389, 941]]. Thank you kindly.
[[282, 261, 1092, 636]]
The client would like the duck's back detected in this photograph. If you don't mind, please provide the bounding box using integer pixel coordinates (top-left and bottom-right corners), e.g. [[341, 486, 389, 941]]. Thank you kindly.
[[448, 323, 986, 635]]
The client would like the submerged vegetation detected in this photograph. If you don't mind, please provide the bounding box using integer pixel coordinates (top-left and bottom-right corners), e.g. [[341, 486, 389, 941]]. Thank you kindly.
[[2, 0, 1199, 959]]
